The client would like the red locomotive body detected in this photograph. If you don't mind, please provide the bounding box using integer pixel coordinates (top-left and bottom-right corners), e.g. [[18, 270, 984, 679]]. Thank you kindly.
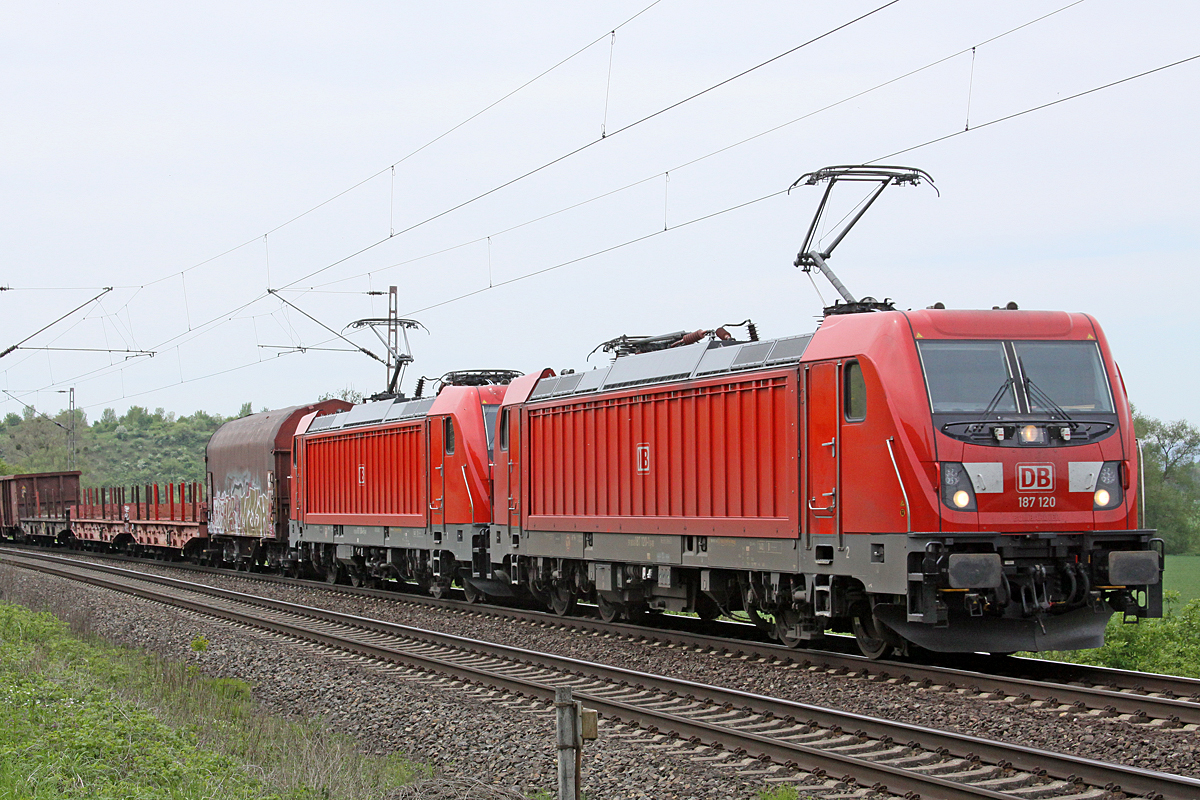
[[522, 369, 799, 538], [289, 379, 507, 590], [485, 307, 1158, 655]]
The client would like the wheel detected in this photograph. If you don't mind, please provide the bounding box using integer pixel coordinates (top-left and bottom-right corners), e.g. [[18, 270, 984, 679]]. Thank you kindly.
[[462, 580, 483, 604], [596, 594, 622, 623], [774, 607, 804, 649], [550, 583, 577, 616], [745, 604, 773, 630], [325, 561, 341, 585], [853, 610, 895, 660], [349, 570, 363, 588], [430, 580, 450, 600], [694, 593, 722, 622]]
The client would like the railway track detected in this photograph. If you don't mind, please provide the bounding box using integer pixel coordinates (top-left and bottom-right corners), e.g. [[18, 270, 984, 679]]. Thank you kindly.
[[3, 548, 1197, 800], [8, 544, 1200, 730]]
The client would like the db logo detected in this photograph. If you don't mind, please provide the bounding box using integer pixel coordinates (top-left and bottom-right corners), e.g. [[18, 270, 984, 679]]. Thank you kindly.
[[636, 443, 651, 474], [1017, 464, 1054, 492]]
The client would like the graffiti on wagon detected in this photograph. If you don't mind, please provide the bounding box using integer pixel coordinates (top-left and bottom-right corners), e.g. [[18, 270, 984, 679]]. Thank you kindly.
[[210, 471, 274, 538]]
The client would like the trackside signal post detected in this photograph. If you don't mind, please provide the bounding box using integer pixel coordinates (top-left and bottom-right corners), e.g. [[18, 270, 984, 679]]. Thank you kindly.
[[555, 686, 598, 800]]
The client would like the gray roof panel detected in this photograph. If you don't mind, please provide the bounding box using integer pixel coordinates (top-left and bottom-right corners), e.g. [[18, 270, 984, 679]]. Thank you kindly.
[[340, 400, 392, 427], [386, 397, 435, 421], [306, 413, 341, 432], [764, 334, 812, 365], [529, 376, 562, 400], [729, 341, 775, 370], [601, 340, 709, 390], [574, 367, 609, 394], [527, 334, 813, 404]]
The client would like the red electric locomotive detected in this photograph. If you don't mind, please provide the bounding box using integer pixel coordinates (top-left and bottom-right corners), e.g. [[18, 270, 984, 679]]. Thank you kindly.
[[487, 306, 1159, 657], [287, 372, 516, 594], [465, 166, 1161, 656]]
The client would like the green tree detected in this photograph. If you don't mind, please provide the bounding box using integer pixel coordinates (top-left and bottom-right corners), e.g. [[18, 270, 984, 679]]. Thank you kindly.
[[1135, 410, 1200, 554], [319, 386, 363, 404], [0, 407, 70, 473]]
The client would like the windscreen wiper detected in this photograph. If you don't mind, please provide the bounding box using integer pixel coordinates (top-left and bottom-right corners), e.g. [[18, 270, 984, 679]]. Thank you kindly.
[[980, 377, 1015, 418], [1024, 376, 1073, 421], [1016, 356, 1072, 421]]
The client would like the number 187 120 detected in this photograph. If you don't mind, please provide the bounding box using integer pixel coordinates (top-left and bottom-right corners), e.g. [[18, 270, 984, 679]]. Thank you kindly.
[[1018, 496, 1055, 508]]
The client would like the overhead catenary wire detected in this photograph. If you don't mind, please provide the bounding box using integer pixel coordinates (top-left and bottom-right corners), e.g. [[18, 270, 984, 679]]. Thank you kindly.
[[602, 31, 617, 137], [100, 0, 668, 300], [267, 290, 387, 365], [17, 3, 1190, 412], [871, 50, 1200, 163], [31, 40, 1191, 409], [292, 0, 1091, 295], [4, 0, 927, 392], [277, 1, 902, 292], [1, 288, 113, 359], [390, 51, 1200, 320], [73, 187, 790, 411]]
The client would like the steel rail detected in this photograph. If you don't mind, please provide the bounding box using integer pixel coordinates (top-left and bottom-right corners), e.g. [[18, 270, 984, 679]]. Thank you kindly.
[[6, 545, 1200, 724], [3, 550, 1197, 800]]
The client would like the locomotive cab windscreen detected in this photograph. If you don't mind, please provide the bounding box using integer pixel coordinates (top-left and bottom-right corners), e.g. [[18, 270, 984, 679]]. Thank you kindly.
[[917, 339, 1117, 438]]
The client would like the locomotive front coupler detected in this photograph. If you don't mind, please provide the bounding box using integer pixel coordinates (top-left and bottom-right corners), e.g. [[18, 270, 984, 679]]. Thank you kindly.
[[907, 530, 1162, 618]]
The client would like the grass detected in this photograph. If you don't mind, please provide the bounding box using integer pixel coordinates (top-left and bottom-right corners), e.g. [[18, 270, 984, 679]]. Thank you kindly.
[[757, 786, 815, 800], [0, 598, 429, 800], [1028, 591, 1200, 677], [1164, 554, 1200, 605]]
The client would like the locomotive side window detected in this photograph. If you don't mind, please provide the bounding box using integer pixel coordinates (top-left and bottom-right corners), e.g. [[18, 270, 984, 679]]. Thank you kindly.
[[1013, 341, 1114, 413], [444, 416, 455, 455], [498, 408, 509, 452], [844, 361, 866, 421], [482, 404, 500, 460], [918, 341, 1016, 414]]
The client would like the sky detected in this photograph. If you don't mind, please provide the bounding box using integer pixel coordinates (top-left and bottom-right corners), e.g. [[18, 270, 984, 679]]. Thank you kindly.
[[2, 1, 1198, 425]]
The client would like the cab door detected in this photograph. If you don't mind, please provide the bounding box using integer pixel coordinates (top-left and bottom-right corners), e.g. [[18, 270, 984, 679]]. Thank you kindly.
[[427, 415, 450, 537], [495, 407, 521, 537], [805, 361, 842, 548]]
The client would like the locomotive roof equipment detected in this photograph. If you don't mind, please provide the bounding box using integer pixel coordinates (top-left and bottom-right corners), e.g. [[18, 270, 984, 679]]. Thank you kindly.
[[590, 320, 759, 360], [792, 164, 935, 316]]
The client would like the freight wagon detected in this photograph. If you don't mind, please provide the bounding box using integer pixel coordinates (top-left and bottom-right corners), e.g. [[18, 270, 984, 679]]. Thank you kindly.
[[0, 471, 79, 545]]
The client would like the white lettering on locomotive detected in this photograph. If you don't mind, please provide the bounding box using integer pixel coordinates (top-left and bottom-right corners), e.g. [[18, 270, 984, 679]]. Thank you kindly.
[[636, 443, 650, 474], [1016, 463, 1054, 493]]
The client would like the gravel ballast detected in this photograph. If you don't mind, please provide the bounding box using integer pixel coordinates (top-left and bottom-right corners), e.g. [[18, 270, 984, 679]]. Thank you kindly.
[[6, 553, 1199, 788], [0, 564, 802, 800]]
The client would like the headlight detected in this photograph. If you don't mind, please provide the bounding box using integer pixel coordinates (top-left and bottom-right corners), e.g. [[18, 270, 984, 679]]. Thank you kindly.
[[941, 462, 977, 511], [1094, 461, 1123, 509], [1019, 425, 1045, 444]]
